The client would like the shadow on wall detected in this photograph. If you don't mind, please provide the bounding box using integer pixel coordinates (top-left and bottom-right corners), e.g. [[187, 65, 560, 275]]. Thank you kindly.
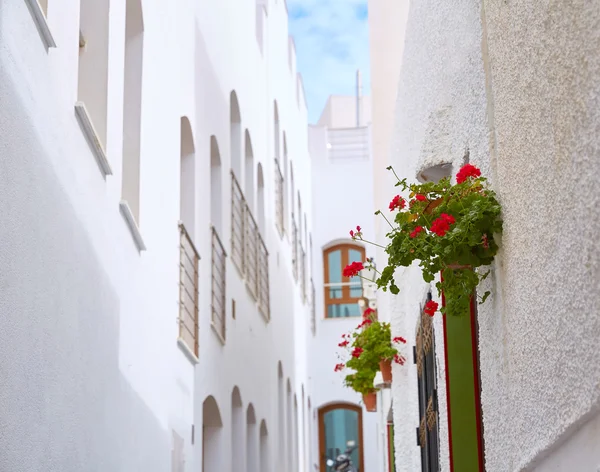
[[0, 72, 171, 469]]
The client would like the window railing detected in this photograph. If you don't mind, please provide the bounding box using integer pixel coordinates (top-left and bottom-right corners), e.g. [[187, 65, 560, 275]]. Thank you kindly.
[[292, 217, 298, 281], [300, 245, 306, 303], [211, 226, 227, 342], [230, 172, 270, 321], [310, 278, 316, 335], [274, 159, 284, 236], [245, 209, 259, 300], [231, 171, 245, 274], [179, 223, 200, 357], [258, 236, 270, 321]]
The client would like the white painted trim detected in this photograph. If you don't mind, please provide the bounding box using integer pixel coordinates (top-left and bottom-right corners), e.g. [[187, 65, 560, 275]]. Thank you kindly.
[[119, 200, 146, 251], [74, 102, 112, 176], [177, 338, 199, 365], [24, 0, 56, 48]]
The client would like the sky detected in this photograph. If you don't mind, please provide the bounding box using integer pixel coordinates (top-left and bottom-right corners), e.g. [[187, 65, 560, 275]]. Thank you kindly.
[[287, 0, 370, 124]]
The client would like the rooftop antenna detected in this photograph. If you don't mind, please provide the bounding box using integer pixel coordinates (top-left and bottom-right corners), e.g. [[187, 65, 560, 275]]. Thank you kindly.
[[356, 69, 362, 127]]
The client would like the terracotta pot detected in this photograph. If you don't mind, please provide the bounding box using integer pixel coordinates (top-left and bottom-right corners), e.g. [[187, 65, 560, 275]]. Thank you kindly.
[[446, 263, 472, 270], [423, 197, 444, 215], [379, 359, 392, 384], [362, 392, 377, 412]]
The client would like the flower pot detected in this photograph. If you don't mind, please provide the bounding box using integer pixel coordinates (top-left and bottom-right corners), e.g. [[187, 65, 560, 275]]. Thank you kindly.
[[362, 392, 377, 412], [424, 197, 444, 215], [446, 263, 472, 270], [379, 359, 392, 384]]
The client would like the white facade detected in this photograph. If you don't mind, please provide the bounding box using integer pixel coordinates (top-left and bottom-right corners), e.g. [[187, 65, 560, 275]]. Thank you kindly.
[[369, 1, 600, 471], [0, 0, 316, 471]]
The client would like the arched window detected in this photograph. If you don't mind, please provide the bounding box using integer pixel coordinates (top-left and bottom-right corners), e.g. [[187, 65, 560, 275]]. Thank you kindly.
[[244, 130, 255, 212], [323, 243, 365, 318], [203, 396, 224, 472], [277, 363, 286, 467], [247, 404, 259, 472], [231, 388, 244, 472], [318, 403, 364, 472], [120, 0, 144, 226], [259, 420, 269, 472], [230, 91, 242, 179], [76, 0, 111, 174]]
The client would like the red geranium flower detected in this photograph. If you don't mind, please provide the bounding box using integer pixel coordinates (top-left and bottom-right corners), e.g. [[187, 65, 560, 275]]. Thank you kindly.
[[410, 226, 424, 238], [363, 307, 375, 318], [389, 195, 406, 211], [393, 336, 407, 344], [430, 213, 455, 237], [334, 363, 345, 372], [394, 354, 406, 365], [343, 261, 364, 278], [356, 225, 361, 232], [351, 347, 364, 358], [415, 194, 427, 201], [349, 230, 354, 238], [424, 300, 438, 317], [456, 163, 482, 184], [338, 340, 349, 347]]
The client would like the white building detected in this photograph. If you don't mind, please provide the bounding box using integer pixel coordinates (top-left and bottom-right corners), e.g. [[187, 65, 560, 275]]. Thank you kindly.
[[368, 1, 600, 471], [0, 0, 316, 470], [307, 93, 391, 472]]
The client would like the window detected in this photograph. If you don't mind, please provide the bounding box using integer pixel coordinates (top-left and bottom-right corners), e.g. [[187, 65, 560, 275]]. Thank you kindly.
[[323, 244, 365, 318], [416, 292, 440, 471], [178, 223, 199, 358], [318, 404, 364, 472]]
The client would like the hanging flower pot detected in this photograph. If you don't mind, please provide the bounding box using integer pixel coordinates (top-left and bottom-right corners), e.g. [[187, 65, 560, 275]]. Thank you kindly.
[[362, 391, 377, 412], [347, 163, 502, 317], [379, 359, 392, 383]]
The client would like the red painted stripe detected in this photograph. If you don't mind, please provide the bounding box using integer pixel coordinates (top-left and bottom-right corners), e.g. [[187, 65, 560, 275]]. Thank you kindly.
[[470, 296, 485, 471], [440, 278, 455, 472]]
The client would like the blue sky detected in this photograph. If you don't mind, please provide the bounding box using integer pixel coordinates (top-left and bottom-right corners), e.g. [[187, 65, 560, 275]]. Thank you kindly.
[[287, 0, 370, 124]]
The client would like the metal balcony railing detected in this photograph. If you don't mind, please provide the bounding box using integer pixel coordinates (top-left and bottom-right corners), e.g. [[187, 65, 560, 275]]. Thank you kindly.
[[211, 226, 227, 342], [274, 159, 284, 236], [231, 171, 245, 274], [230, 171, 270, 321], [292, 217, 298, 281], [258, 235, 270, 321], [179, 223, 200, 356]]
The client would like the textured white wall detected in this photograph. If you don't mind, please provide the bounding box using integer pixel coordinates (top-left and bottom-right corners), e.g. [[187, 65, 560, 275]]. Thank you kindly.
[[0, 0, 313, 470], [375, 0, 600, 470]]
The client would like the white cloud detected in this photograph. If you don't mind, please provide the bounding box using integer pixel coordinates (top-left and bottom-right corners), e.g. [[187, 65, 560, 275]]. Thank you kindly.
[[287, 0, 370, 123]]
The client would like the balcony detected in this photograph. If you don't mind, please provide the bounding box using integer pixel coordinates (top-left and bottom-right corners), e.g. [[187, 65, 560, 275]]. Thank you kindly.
[[274, 159, 284, 236], [231, 172, 270, 320], [211, 226, 227, 343], [178, 223, 200, 358], [292, 217, 298, 281]]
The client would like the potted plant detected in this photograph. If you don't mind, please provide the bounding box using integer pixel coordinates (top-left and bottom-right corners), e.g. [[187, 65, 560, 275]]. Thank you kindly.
[[348, 164, 503, 317], [358, 311, 407, 383], [335, 311, 407, 406]]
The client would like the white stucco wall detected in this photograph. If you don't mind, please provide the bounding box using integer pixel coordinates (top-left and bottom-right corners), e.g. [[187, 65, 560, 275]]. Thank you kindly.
[[307, 114, 386, 472], [0, 0, 314, 471], [372, 0, 600, 471]]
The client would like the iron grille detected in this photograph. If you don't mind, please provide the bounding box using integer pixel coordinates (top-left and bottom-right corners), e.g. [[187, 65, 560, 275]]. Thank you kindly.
[[274, 159, 284, 236], [258, 235, 270, 321], [211, 226, 227, 342], [231, 171, 245, 274], [245, 209, 259, 300], [178, 223, 200, 356]]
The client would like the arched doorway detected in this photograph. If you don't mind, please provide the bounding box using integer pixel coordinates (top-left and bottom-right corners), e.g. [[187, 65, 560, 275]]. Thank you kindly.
[[318, 403, 364, 472]]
